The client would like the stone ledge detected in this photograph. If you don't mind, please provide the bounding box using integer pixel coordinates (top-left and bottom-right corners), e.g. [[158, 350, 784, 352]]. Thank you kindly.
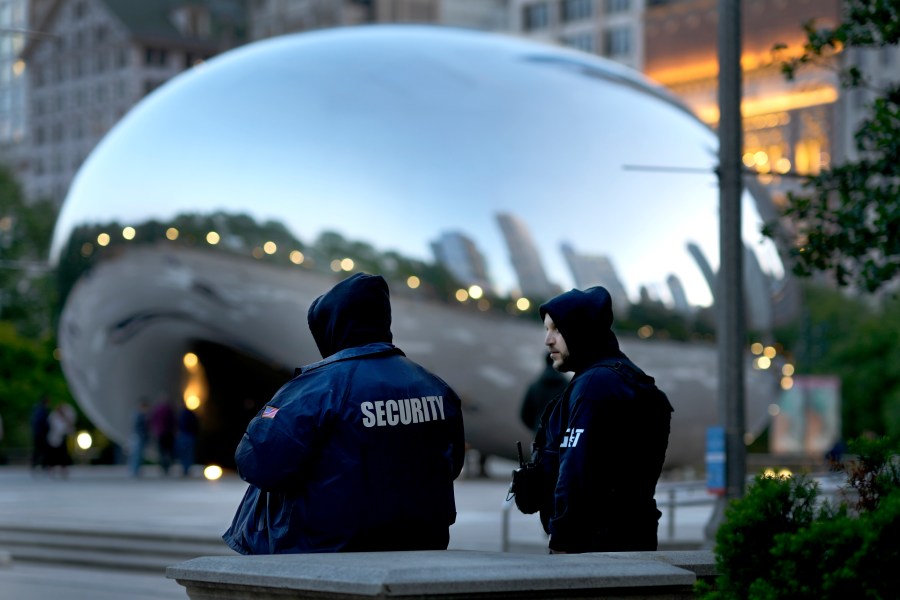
[[167, 549, 715, 599]]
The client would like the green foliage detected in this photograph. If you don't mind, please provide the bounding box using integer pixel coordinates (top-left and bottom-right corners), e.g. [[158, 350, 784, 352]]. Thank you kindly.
[[0, 166, 58, 337], [700, 436, 900, 599], [700, 474, 823, 599], [773, 283, 900, 438], [765, 0, 900, 293], [0, 322, 75, 450]]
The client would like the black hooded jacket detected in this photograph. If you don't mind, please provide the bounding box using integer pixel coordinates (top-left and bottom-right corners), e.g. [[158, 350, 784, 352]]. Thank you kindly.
[[535, 286, 673, 553], [224, 273, 466, 554]]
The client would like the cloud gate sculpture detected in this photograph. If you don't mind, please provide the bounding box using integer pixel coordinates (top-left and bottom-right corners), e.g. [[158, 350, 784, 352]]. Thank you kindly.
[[51, 25, 787, 470]]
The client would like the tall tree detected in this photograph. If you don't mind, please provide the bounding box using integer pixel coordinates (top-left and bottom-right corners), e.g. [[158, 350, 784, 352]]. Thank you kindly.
[[765, 0, 900, 293], [0, 166, 57, 337]]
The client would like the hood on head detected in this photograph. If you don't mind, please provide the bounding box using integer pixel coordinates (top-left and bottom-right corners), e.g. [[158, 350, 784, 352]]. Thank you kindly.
[[539, 285, 622, 372], [307, 272, 393, 359]]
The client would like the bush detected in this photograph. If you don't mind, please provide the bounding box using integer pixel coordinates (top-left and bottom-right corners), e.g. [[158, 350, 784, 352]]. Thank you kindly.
[[699, 436, 899, 600], [0, 322, 76, 451]]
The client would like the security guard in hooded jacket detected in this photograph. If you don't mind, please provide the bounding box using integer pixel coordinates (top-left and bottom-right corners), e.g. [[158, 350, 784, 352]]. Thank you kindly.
[[526, 285, 673, 553], [224, 273, 466, 554]]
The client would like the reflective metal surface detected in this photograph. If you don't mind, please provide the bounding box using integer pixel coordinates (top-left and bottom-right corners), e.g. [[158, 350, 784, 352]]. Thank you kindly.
[[51, 25, 785, 469]]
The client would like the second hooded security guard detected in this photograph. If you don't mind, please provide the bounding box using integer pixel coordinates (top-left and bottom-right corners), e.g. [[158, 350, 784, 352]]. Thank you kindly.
[[224, 273, 466, 554]]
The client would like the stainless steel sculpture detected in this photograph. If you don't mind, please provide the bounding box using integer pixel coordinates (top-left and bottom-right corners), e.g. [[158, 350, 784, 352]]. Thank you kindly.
[[51, 25, 786, 470]]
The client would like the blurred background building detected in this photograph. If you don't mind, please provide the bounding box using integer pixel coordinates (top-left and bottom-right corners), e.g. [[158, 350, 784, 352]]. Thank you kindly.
[[2, 0, 245, 205], [3, 0, 897, 292]]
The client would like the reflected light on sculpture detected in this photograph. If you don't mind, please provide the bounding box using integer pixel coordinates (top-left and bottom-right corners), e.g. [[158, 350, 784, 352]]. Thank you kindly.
[[183, 352, 199, 369]]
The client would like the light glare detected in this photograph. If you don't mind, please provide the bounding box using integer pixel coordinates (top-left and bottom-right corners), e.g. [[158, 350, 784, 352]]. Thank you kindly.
[[204, 465, 223, 480], [76, 431, 93, 450]]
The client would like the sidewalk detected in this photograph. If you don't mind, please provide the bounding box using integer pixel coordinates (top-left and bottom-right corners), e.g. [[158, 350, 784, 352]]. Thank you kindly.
[[0, 460, 711, 599]]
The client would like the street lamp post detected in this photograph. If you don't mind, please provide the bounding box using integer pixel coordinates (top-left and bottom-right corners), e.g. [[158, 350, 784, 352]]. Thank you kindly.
[[707, 0, 747, 542]]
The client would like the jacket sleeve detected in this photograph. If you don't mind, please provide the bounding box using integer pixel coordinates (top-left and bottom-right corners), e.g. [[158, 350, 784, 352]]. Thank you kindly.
[[234, 386, 323, 493], [449, 390, 466, 480], [548, 374, 610, 552]]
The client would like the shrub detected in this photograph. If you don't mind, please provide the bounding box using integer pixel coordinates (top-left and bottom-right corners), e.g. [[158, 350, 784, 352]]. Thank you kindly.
[[699, 436, 899, 600]]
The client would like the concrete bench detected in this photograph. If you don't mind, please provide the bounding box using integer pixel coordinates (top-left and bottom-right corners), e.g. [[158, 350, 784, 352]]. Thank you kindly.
[[167, 549, 715, 599]]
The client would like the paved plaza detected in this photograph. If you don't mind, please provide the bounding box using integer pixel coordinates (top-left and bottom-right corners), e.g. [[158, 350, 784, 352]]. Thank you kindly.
[[0, 459, 712, 599]]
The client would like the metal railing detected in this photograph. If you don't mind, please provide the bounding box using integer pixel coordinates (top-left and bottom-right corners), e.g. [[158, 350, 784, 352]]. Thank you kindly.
[[501, 474, 849, 552]]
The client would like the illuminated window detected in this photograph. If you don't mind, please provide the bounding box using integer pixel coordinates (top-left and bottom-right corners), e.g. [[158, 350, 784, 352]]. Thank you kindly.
[[794, 139, 821, 175]]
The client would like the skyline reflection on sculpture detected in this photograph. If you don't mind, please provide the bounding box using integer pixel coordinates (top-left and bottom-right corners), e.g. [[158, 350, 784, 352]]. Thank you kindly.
[[57, 203, 761, 325]]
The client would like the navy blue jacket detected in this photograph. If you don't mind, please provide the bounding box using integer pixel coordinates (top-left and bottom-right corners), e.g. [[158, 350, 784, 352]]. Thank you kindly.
[[535, 286, 673, 553], [223, 273, 466, 554]]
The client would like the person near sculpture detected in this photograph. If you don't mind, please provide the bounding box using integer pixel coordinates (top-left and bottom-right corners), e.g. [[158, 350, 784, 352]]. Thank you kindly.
[[224, 273, 466, 553], [511, 285, 673, 553]]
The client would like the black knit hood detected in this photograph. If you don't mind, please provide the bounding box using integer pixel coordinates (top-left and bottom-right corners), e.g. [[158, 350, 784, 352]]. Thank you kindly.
[[539, 286, 624, 373], [307, 273, 393, 359]]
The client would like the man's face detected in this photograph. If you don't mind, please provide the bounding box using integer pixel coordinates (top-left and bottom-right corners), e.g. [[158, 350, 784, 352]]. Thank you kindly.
[[543, 314, 570, 372]]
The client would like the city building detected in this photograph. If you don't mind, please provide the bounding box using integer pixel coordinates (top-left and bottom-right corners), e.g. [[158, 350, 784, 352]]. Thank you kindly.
[[430, 230, 493, 294], [496, 212, 560, 300], [11, 0, 245, 205], [643, 0, 843, 211], [246, 0, 371, 40], [247, 0, 508, 41], [0, 0, 54, 169], [508, 0, 645, 69], [560, 242, 630, 313], [665, 272, 690, 313], [743, 243, 773, 332]]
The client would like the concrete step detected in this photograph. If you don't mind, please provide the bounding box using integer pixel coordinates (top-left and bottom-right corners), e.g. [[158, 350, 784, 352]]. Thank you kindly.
[[0, 524, 232, 572]]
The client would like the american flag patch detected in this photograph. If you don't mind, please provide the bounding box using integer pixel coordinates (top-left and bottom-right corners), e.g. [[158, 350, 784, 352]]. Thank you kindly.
[[262, 406, 279, 419]]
